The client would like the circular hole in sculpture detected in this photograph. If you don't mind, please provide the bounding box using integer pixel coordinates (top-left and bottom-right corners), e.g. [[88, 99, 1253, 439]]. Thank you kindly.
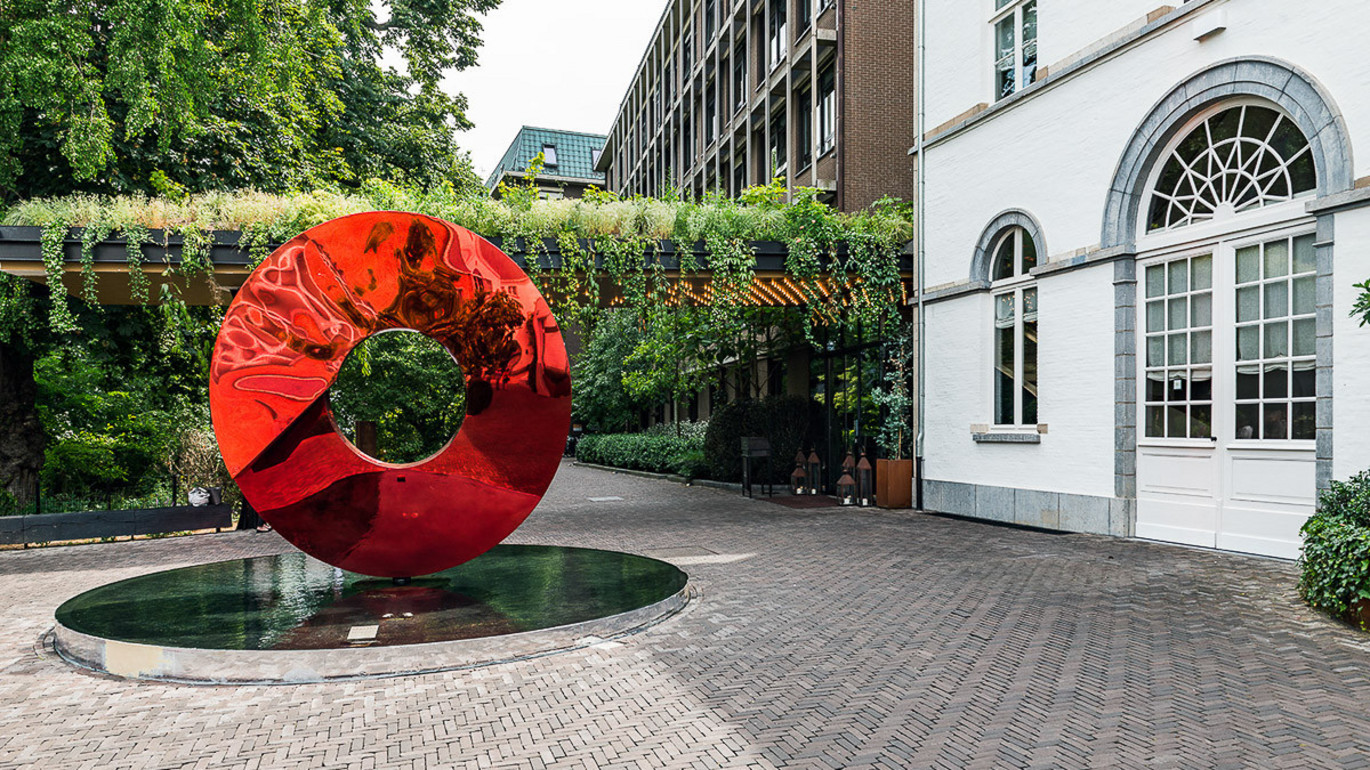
[[328, 330, 467, 464]]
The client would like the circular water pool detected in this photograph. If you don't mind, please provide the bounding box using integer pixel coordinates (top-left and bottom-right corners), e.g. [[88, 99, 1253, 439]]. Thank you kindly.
[[53, 545, 688, 684]]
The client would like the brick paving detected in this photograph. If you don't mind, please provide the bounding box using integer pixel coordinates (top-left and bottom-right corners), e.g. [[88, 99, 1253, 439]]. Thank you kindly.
[[2, 461, 1370, 768]]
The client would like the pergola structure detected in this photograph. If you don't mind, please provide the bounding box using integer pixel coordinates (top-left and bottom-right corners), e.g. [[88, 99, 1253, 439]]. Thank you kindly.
[[0, 227, 913, 308]]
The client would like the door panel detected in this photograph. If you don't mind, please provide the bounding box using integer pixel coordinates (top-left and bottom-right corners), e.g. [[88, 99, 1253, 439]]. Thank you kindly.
[[1135, 238, 1316, 560], [1137, 448, 1218, 547], [1228, 452, 1317, 506]]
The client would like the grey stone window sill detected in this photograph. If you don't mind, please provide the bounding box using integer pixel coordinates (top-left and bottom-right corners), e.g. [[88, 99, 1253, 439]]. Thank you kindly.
[[972, 432, 1042, 444]]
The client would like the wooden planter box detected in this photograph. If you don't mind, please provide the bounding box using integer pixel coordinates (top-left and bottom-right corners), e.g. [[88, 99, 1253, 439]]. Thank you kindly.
[[876, 459, 914, 510]]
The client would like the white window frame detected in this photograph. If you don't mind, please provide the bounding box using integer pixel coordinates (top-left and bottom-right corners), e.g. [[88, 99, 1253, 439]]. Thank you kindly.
[[1144, 100, 1318, 235], [989, 227, 1039, 430], [991, 0, 1037, 102], [1139, 249, 1216, 443]]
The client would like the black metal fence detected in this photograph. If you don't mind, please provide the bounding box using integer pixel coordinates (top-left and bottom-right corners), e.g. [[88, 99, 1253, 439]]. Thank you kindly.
[[0, 504, 234, 546]]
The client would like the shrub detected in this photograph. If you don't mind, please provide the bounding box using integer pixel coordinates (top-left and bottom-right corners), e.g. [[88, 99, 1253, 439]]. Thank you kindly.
[[645, 420, 710, 442], [576, 433, 707, 479], [1300, 470, 1370, 622], [703, 396, 815, 484]]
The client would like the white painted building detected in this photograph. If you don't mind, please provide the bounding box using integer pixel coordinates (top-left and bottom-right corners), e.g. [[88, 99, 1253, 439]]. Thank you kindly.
[[916, 0, 1370, 558]]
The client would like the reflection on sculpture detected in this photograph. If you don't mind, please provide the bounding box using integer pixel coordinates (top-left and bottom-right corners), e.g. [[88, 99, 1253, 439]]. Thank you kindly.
[[210, 213, 572, 577]]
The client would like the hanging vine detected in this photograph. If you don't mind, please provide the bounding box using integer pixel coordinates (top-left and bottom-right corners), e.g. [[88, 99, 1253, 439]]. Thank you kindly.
[[39, 222, 78, 333]]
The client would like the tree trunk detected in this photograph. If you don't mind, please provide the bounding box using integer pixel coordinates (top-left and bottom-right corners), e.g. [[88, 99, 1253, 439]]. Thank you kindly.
[[0, 340, 45, 507]]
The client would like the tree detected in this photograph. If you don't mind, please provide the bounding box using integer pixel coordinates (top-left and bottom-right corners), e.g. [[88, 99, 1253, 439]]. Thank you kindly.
[[0, 278, 220, 507], [329, 331, 466, 464], [0, 0, 500, 500], [572, 311, 647, 433], [0, 0, 498, 201]]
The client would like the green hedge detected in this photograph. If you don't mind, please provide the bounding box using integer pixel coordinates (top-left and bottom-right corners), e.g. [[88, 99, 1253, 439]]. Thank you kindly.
[[703, 396, 816, 484], [1300, 469, 1370, 624], [576, 433, 708, 479]]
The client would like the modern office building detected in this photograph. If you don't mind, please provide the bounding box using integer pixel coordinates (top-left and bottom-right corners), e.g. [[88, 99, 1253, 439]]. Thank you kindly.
[[596, 0, 916, 212], [486, 127, 608, 200], [916, 0, 1370, 559]]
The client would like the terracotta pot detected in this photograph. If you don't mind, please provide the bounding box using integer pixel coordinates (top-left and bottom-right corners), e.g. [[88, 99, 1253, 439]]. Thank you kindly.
[[876, 459, 914, 510]]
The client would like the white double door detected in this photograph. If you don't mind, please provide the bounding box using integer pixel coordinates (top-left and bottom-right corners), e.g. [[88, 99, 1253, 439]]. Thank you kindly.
[[1135, 227, 1317, 559]]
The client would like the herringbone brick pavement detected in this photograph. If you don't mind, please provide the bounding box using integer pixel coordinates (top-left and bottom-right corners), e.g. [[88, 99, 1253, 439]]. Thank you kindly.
[[2, 461, 1369, 768]]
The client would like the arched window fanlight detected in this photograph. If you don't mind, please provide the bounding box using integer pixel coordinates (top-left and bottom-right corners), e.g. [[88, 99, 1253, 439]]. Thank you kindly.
[[991, 226, 1037, 281], [1147, 104, 1317, 232]]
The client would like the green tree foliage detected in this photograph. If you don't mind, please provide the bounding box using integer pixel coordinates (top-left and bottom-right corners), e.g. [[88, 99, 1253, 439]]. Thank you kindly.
[[0, 0, 497, 201], [19, 302, 220, 509], [571, 310, 645, 433], [1353, 279, 1370, 327], [328, 331, 466, 464]]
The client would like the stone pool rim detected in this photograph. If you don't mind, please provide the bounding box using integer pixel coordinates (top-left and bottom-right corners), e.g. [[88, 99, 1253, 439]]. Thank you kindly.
[[51, 547, 691, 685]]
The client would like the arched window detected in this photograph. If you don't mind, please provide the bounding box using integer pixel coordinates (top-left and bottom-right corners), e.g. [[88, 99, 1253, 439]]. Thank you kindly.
[[1146, 104, 1317, 233], [990, 227, 1038, 427]]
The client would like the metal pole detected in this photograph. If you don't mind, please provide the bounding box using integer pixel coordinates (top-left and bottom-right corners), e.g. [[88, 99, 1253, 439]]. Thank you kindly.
[[914, 0, 928, 510]]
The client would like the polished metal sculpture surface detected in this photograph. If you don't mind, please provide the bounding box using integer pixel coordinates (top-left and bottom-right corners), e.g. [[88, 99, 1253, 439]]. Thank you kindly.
[[210, 212, 571, 577]]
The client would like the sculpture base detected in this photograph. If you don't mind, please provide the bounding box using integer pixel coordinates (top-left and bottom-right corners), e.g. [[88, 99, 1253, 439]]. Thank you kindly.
[[52, 545, 688, 684]]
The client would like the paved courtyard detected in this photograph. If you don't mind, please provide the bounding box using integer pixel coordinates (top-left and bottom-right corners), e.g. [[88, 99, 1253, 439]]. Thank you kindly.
[[3, 462, 1370, 769]]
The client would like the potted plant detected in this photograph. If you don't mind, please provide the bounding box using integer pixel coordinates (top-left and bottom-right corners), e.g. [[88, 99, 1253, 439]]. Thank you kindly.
[[872, 322, 914, 509]]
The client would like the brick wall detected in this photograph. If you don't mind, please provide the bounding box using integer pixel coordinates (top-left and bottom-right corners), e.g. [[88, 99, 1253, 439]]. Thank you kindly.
[[841, 0, 917, 212]]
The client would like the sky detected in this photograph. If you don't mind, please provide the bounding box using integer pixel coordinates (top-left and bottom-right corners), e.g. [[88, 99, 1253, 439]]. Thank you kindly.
[[445, 0, 668, 180]]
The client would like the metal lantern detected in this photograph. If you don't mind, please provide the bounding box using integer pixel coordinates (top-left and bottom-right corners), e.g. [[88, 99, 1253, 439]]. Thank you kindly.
[[837, 472, 857, 506], [841, 449, 856, 476], [790, 464, 807, 496], [806, 450, 822, 495], [856, 451, 874, 507]]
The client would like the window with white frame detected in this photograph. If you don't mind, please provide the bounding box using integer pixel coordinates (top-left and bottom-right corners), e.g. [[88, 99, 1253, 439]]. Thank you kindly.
[[1143, 254, 1214, 439], [1234, 233, 1317, 440], [992, 0, 1037, 101], [990, 227, 1039, 427], [1147, 104, 1318, 232]]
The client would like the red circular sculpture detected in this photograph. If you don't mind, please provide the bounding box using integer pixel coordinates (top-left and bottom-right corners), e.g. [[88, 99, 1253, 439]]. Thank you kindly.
[[210, 213, 571, 577]]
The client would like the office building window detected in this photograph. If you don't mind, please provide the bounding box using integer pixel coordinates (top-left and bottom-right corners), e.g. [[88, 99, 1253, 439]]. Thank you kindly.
[[818, 65, 836, 154], [769, 0, 787, 69], [796, 87, 812, 170], [770, 107, 787, 171], [733, 46, 747, 111], [705, 82, 717, 145]]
